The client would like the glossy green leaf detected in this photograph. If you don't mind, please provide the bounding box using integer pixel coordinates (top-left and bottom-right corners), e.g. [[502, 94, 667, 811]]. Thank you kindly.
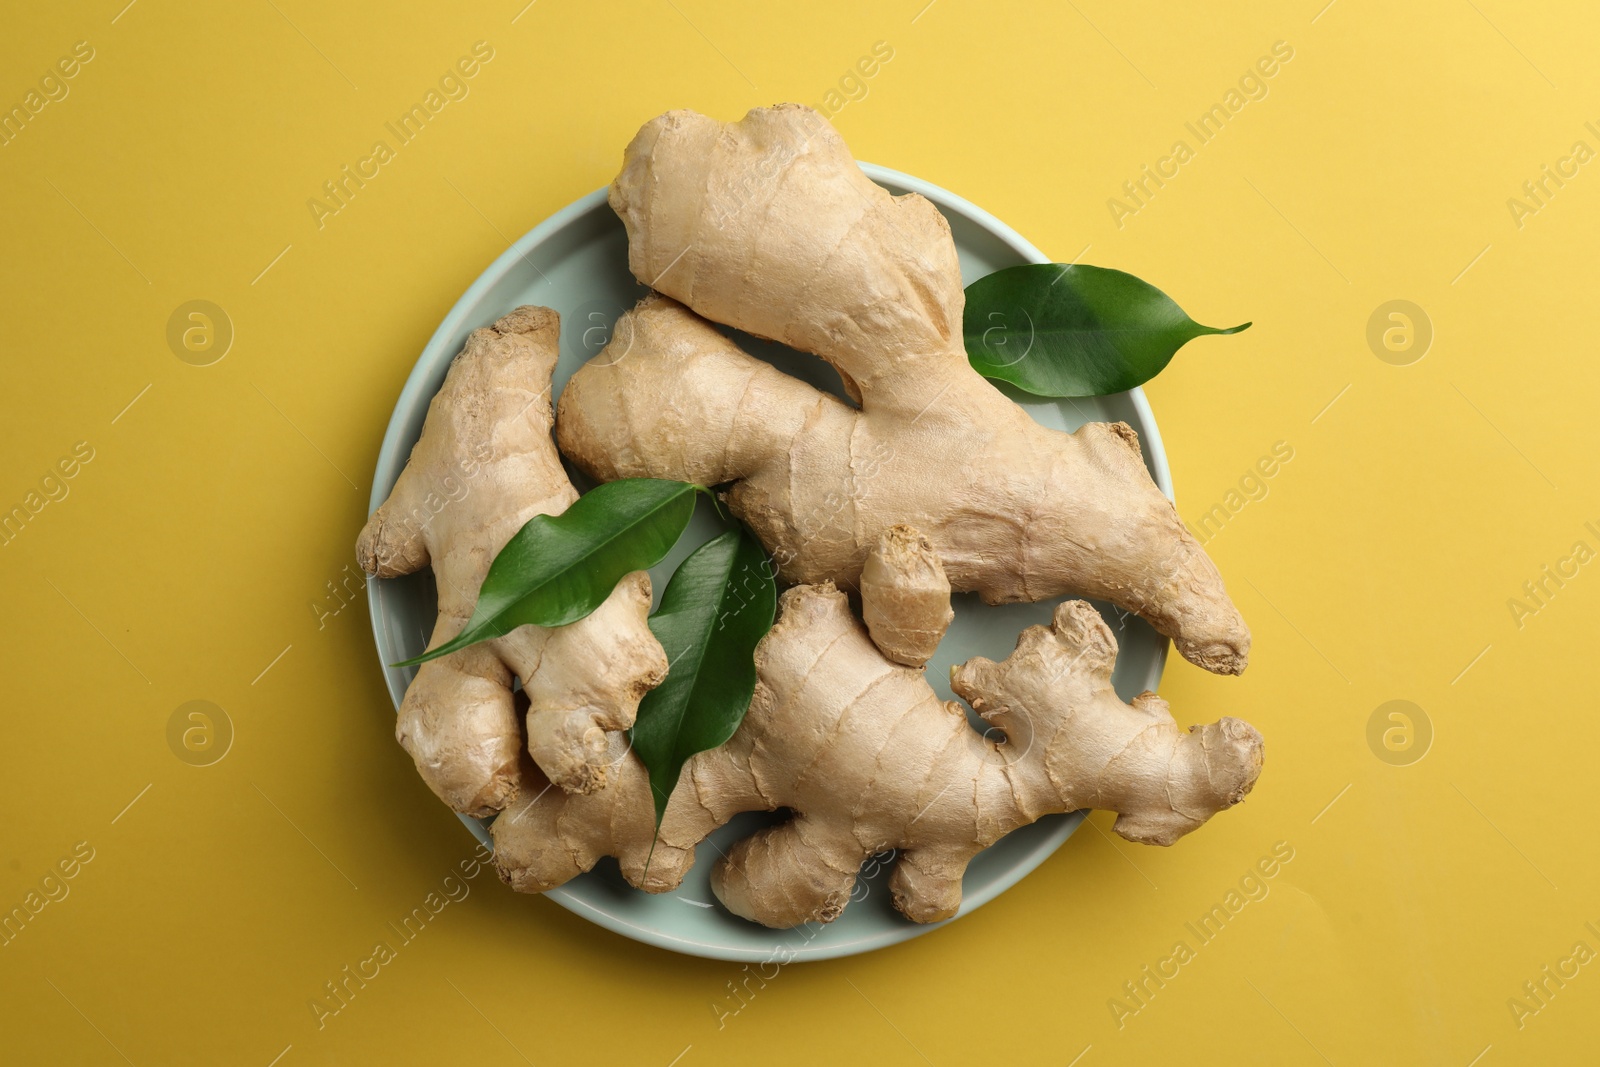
[[631, 529, 777, 824], [963, 263, 1250, 397], [395, 478, 698, 666]]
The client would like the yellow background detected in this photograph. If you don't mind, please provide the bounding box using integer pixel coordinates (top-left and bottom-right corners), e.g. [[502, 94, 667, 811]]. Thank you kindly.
[[2, 1, 1596, 1063]]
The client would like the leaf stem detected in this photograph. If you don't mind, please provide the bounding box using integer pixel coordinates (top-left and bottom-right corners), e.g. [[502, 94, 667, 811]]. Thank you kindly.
[[693, 483, 729, 522]]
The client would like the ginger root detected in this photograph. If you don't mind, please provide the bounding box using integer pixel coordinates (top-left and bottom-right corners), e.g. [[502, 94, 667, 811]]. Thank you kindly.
[[357, 306, 667, 815], [492, 583, 1263, 928], [556, 105, 1251, 675]]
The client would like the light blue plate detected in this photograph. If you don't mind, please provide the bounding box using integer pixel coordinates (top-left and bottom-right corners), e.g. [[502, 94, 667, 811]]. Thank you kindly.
[[364, 165, 1173, 961]]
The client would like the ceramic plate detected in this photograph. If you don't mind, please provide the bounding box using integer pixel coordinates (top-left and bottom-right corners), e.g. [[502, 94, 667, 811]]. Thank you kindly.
[[364, 164, 1172, 961]]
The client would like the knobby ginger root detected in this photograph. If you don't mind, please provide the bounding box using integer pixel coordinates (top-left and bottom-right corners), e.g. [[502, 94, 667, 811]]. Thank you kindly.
[[556, 105, 1251, 675], [492, 584, 1263, 928], [357, 306, 667, 815]]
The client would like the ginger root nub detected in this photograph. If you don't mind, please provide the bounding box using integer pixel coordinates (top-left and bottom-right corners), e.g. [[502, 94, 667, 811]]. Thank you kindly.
[[860, 524, 953, 668]]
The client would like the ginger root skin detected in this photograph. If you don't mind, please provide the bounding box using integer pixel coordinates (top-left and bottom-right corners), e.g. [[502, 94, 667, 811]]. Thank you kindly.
[[557, 105, 1251, 675], [493, 584, 1262, 928], [357, 307, 667, 814]]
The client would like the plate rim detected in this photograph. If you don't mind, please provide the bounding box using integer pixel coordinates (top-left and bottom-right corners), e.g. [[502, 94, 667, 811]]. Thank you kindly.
[[363, 163, 1173, 961]]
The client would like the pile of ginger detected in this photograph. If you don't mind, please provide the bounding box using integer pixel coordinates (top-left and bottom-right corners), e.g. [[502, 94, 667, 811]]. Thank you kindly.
[[358, 105, 1263, 930]]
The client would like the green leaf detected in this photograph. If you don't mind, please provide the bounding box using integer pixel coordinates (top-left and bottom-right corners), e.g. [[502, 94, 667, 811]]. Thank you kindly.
[[395, 478, 698, 667], [631, 528, 777, 824], [963, 263, 1250, 397]]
